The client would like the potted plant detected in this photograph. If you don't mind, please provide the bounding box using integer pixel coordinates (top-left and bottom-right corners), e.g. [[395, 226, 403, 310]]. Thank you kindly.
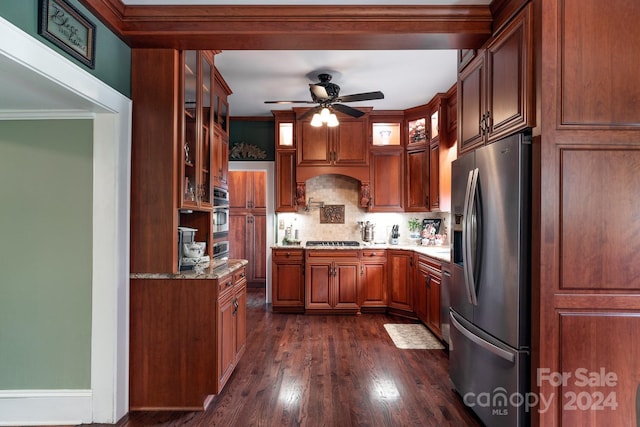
[[408, 218, 422, 239]]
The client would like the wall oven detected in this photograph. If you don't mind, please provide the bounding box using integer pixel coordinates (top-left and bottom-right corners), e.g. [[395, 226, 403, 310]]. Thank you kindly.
[[212, 240, 230, 261], [212, 187, 229, 238]]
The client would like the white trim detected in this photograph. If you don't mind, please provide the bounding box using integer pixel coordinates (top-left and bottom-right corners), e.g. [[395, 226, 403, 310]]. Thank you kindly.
[[0, 17, 132, 424], [229, 161, 275, 302], [0, 110, 96, 120], [0, 389, 92, 426]]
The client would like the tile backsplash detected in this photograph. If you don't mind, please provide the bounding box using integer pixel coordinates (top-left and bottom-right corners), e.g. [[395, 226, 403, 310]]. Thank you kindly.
[[276, 174, 450, 246]]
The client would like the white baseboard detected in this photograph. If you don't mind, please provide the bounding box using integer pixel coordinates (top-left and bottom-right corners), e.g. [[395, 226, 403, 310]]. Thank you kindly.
[[0, 389, 92, 426]]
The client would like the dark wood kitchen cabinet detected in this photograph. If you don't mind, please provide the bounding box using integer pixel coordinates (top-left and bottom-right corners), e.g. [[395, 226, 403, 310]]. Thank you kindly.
[[457, 3, 533, 155], [305, 250, 360, 314], [271, 248, 305, 313], [180, 50, 213, 210], [131, 48, 231, 273], [387, 249, 415, 317], [296, 111, 369, 167], [212, 69, 231, 189], [273, 110, 298, 212], [405, 147, 430, 212], [228, 170, 266, 210], [370, 148, 404, 212], [359, 249, 388, 310], [217, 268, 247, 392], [129, 262, 247, 411], [415, 255, 442, 339], [229, 171, 266, 286]]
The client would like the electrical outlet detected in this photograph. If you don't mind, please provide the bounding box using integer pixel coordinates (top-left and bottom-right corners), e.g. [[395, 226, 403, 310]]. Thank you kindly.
[[279, 219, 285, 230]]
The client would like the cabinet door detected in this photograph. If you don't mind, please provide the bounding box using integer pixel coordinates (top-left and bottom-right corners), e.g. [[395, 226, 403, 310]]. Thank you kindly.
[[275, 150, 297, 212], [370, 149, 404, 212], [333, 261, 360, 310], [228, 171, 248, 209], [298, 121, 331, 165], [181, 50, 199, 209], [228, 212, 246, 260], [360, 260, 387, 307], [429, 143, 440, 210], [427, 272, 442, 339], [486, 4, 533, 142], [272, 257, 305, 312], [250, 171, 267, 209], [414, 267, 429, 323], [305, 261, 333, 310], [250, 213, 267, 284], [387, 251, 413, 312], [217, 291, 236, 391], [334, 119, 368, 165], [458, 53, 486, 154], [405, 148, 429, 212], [234, 283, 247, 363]]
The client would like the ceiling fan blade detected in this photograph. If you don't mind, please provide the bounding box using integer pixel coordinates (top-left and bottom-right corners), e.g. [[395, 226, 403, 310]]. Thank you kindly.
[[338, 91, 385, 103], [332, 103, 365, 118], [297, 105, 323, 121], [264, 100, 314, 104]]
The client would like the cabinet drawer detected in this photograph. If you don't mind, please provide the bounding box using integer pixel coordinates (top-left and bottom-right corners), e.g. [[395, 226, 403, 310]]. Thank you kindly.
[[272, 248, 304, 261], [234, 267, 247, 284], [417, 255, 441, 274], [217, 274, 234, 296], [306, 249, 359, 259], [361, 249, 387, 259]]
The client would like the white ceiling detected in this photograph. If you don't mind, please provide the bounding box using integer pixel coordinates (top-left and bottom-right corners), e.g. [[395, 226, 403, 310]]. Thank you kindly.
[[215, 50, 459, 117]]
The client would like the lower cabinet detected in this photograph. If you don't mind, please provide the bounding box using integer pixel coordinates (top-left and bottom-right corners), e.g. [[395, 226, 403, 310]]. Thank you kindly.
[[360, 249, 388, 310], [217, 268, 247, 391], [271, 248, 305, 312], [129, 263, 246, 411], [305, 250, 360, 314], [416, 255, 442, 338], [387, 249, 415, 315]]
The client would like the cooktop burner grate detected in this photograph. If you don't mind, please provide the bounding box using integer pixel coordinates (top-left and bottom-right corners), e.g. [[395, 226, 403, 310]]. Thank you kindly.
[[305, 240, 361, 247]]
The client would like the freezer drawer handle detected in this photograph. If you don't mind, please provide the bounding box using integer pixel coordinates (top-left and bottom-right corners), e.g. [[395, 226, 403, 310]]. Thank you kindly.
[[450, 312, 515, 363]]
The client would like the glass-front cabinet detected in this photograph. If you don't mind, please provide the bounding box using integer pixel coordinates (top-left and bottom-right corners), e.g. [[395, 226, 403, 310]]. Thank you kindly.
[[181, 50, 213, 209]]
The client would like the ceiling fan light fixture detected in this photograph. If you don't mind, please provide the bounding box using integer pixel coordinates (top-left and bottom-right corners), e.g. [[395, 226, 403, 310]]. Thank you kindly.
[[327, 113, 339, 127], [310, 113, 323, 127], [320, 107, 331, 120]]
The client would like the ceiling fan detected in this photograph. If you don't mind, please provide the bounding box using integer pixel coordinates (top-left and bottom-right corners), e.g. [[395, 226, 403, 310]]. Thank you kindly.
[[264, 73, 384, 120]]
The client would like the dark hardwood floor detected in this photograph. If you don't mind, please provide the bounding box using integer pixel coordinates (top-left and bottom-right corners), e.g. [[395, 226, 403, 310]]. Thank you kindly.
[[89, 288, 481, 427]]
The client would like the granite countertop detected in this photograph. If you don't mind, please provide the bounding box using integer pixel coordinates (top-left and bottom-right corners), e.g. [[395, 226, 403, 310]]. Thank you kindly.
[[271, 243, 451, 262], [130, 259, 248, 280]]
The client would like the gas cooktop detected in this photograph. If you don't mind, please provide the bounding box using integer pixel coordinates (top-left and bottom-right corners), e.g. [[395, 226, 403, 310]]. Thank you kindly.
[[305, 240, 361, 247]]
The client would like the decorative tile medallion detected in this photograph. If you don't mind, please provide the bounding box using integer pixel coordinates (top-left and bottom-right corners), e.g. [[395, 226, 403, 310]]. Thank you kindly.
[[320, 205, 345, 224]]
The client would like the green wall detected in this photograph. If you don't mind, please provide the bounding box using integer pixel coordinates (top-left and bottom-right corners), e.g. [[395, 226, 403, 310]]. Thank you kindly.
[[0, 0, 131, 97], [0, 120, 93, 389], [229, 120, 275, 161]]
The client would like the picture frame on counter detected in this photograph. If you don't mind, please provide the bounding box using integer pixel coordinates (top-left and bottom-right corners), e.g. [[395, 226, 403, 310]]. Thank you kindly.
[[38, 0, 96, 69]]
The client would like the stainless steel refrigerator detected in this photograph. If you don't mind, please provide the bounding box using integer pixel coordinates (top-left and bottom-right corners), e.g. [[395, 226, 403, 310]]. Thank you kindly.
[[449, 133, 531, 427]]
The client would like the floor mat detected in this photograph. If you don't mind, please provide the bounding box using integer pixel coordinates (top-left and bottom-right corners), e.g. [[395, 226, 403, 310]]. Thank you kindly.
[[383, 323, 445, 350]]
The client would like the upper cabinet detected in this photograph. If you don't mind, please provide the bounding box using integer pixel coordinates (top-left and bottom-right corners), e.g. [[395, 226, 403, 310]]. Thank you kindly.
[[273, 110, 297, 213], [369, 112, 404, 212], [457, 3, 533, 155], [130, 48, 231, 273], [296, 111, 369, 167], [181, 50, 214, 210], [212, 69, 232, 189]]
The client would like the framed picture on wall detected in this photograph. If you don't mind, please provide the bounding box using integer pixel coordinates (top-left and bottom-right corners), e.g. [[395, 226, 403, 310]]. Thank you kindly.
[[38, 0, 96, 69]]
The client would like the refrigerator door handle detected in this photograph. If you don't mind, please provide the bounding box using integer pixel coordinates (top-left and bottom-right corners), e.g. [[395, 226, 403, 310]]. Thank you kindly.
[[462, 170, 475, 305], [464, 168, 479, 306], [451, 312, 515, 363]]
